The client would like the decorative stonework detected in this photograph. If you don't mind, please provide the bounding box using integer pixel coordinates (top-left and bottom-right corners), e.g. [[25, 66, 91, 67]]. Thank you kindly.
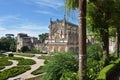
[[16, 33, 38, 51], [47, 17, 79, 53]]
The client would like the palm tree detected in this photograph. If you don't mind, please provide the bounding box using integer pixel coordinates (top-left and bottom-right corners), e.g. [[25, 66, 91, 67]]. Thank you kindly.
[[64, 0, 87, 80]]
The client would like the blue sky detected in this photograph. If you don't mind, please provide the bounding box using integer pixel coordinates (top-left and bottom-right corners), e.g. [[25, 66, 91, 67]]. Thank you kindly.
[[0, 0, 78, 38]]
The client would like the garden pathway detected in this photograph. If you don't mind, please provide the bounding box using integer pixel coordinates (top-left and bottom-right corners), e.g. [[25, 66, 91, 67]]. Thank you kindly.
[[8, 55, 44, 80], [0, 60, 18, 71]]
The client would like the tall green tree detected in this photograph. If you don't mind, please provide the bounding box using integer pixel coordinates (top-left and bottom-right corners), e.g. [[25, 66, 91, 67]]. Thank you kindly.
[[38, 33, 48, 43], [0, 37, 16, 51], [110, 0, 120, 57], [64, 0, 87, 80], [87, 0, 115, 66]]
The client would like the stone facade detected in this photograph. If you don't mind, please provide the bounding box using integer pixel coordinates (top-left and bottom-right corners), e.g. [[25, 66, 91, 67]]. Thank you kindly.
[[16, 33, 38, 51], [47, 17, 79, 53]]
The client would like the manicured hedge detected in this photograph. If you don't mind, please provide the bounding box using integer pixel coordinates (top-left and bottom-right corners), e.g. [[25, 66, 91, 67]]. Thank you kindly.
[[97, 58, 120, 80], [31, 66, 44, 75], [0, 66, 31, 80], [0, 54, 6, 57], [15, 53, 35, 57], [17, 59, 36, 65], [0, 58, 12, 66], [0, 66, 5, 70]]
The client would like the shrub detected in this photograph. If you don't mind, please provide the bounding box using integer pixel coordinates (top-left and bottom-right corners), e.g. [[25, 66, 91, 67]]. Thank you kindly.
[[8, 53, 14, 57], [18, 49, 21, 53], [38, 55, 48, 59], [87, 43, 102, 61], [31, 66, 44, 75], [41, 52, 78, 80], [0, 66, 5, 70], [0, 66, 31, 80], [0, 59, 12, 66], [0, 54, 6, 57], [60, 71, 78, 80], [86, 43, 104, 80], [17, 59, 36, 65], [97, 58, 120, 80], [16, 53, 35, 57], [21, 46, 30, 53]]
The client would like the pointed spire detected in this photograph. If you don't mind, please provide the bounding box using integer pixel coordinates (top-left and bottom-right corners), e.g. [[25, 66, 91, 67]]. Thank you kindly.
[[64, 14, 66, 21], [50, 17, 52, 24]]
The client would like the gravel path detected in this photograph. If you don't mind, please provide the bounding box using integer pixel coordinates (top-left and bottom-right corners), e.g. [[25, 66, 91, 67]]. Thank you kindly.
[[0, 60, 18, 71], [8, 55, 44, 80]]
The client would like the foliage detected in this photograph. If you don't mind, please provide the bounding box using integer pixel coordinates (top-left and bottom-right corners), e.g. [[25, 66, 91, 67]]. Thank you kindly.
[[87, 43, 102, 61], [8, 53, 14, 57], [97, 58, 120, 80], [0, 58, 12, 66], [17, 59, 36, 65], [64, 0, 78, 10], [0, 66, 5, 70], [0, 54, 6, 57], [86, 44, 104, 80], [38, 55, 48, 59], [41, 52, 78, 80], [60, 71, 78, 80], [39, 33, 48, 43], [0, 66, 31, 80], [31, 66, 44, 75], [2, 57, 35, 65], [16, 53, 35, 57], [0, 37, 16, 52], [21, 46, 30, 53], [30, 48, 47, 54]]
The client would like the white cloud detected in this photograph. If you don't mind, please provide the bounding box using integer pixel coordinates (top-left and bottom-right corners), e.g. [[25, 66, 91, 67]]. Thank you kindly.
[[30, 0, 64, 10], [17, 24, 48, 30], [0, 27, 6, 31], [0, 23, 49, 38], [35, 10, 59, 16], [0, 15, 49, 38], [0, 15, 22, 25]]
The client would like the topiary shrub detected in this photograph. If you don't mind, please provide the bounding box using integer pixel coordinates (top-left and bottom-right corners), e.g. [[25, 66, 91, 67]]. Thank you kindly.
[[8, 53, 14, 57], [21, 46, 30, 53], [31, 66, 44, 75]]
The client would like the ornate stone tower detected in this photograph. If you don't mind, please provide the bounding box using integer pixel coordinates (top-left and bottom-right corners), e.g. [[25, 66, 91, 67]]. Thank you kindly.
[[47, 17, 79, 53]]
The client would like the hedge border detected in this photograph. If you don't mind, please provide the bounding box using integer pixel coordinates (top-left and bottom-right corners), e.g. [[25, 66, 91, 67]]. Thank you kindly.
[[97, 58, 120, 80]]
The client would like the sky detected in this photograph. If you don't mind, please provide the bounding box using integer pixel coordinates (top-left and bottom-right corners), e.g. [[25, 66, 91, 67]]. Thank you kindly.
[[0, 0, 78, 38]]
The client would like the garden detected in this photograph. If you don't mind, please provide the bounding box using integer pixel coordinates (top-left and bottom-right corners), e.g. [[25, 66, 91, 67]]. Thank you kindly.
[[0, 53, 36, 79]]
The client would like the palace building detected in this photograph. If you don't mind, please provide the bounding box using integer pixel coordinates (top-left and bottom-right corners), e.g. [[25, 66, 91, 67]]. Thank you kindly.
[[47, 17, 79, 53]]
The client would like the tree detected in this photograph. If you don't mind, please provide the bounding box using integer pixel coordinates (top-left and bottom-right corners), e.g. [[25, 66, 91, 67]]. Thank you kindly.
[[5, 34, 14, 38], [87, 0, 116, 66], [64, 0, 87, 80], [21, 46, 29, 53], [0, 37, 16, 51], [38, 33, 48, 43], [110, 0, 120, 57]]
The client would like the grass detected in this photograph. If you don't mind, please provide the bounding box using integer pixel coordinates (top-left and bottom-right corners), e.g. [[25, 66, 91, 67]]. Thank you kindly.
[[31, 66, 44, 75], [0, 65, 31, 80]]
